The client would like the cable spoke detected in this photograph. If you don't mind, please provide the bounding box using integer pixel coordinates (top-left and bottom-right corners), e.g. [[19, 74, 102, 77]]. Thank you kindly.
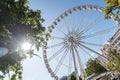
[[54, 47, 69, 74], [53, 36, 64, 40], [81, 26, 117, 39], [48, 45, 66, 61], [56, 25, 67, 36], [73, 46, 85, 80], [78, 45, 95, 59], [64, 18, 70, 33], [78, 45, 108, 70], [79, 46, 106, 69], [47, 42, 64, 49], [77, 10, 91, 31], [78, 43, 108, 59], [79, 15, 103, 35], [72, 12, 77, 32], [79, 41, 102, 47]]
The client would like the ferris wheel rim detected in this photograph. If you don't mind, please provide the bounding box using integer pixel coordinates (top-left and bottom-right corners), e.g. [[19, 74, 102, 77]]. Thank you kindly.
[[48, 5, 119, 34]]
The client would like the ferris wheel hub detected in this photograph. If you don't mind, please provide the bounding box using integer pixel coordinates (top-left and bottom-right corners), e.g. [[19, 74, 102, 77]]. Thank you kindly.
[[64, 30, 80, 47]]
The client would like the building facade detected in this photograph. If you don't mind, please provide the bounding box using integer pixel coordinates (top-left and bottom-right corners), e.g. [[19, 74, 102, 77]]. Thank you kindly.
[[101, 29, 120, 56], [98, 28, 120, 69]]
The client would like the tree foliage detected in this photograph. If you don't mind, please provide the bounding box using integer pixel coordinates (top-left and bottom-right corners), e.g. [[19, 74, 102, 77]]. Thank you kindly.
[[67, 73, 82, 80], [106, 49, 120, 71], [0, 0, 45, 80], [0, 61, 23, 80], [0, 0, 45, 51], [104, 0, 120, 19], [85, 58, 107, 76]]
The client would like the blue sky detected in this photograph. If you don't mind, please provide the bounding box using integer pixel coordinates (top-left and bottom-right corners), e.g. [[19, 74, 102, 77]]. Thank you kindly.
[[22, 0, 113, 80], [29, 0, 106, 27]]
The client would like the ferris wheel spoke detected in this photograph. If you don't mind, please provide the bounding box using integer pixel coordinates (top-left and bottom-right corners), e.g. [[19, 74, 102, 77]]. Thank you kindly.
[[78, 45, 95, 59], [54, 48, 69, 74], [56, 26, 67, 36], [64, 18, 70, 33], [73, 46, 85, 79], [78, 43, 108, 59], [47, 42, 64, 49], [81, 26, 117, 39], [72, 12, 77, 32], [78, 45, 107, 71], [53, 36, 64, 40], [79, 41, 102, 47], [77, 10, 91, 31], [48, 45, 67, 62], [79, 15, 103, 35]]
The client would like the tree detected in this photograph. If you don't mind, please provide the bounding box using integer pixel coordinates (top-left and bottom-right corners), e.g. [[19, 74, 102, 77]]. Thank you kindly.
[[85, 58, 107, 76], [0, 0, 45, 51], [104, 0, 120, 19], [68, 74, 76, 80], [67, 72, 82, 80], [106, 49, 120, 71], [61, 72, 82, 80], [0, 0, 45, 80]]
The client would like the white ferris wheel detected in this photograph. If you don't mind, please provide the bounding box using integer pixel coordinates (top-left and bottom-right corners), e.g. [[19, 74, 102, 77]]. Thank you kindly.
[[43, 5, 119, 80]]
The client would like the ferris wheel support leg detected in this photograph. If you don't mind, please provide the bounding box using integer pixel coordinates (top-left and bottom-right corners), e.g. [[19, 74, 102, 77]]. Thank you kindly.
[[74, 46, 86, 80], [71, 47, 79, 80]]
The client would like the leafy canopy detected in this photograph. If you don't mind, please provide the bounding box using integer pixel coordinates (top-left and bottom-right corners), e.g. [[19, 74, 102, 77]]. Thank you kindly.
[[85, 58, 107, 76], [0, 0, 45, 80], [106, 49, 120, 71], [0, 0, 45, 51], [104, 0, 120, 19]]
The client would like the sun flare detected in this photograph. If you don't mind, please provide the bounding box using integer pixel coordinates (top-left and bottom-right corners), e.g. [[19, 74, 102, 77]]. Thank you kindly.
[[21, 42, 31, 51]]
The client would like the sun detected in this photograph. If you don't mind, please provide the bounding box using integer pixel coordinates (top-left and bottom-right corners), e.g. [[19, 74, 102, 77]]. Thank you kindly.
[[21, 42, 31, 51]]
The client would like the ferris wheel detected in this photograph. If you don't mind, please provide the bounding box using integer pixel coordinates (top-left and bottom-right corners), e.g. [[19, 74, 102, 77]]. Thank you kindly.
[[43, 5, 119, 80]]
